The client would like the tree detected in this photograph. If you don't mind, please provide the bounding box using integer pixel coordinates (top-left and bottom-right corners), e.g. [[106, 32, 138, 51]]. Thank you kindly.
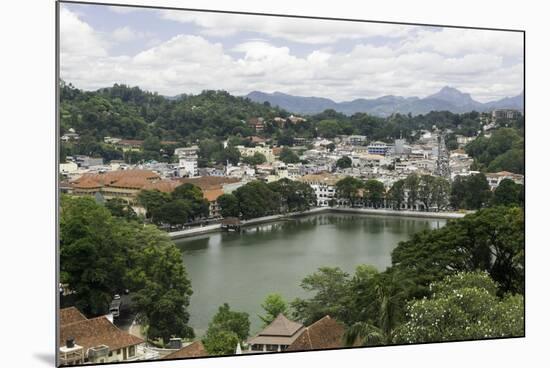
[[387, 180, 405, 210], [172, 183, 210, 219], [268, 178, 316, 213], [492, 179, 523, 207], [335, 177, 364, 207], [219, 146, 241, 166], [392, 206, 524, 296], [259, 294, 289, 326], [242, 152, 267, 166], [317, 119, 340, 138], [105, 198, 138, 220], [153, 200, 190, 227], [234, 181, 281, 219], [127, 226, 194, 343], [336, 156, 352, 169], [363, 179, 385, 208], [208, 303, 250, 341], [395, 272, 524, 343], [217, 193, 240, 218], [279, 147, 300, 164], [202, 328, 239, 356], [137, 190, 171, 220], [450, 173, 492, 210], [291, 267, 351, 325], [404, 174, 420, 210]]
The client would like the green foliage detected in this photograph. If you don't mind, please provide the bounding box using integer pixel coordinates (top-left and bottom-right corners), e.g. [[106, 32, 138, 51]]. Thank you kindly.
[[267, 178, 316, 213], [60, 195, 194, 342], [387, 179, 405, 209], [336, 156, 352, 169], [217, 193, 240, 218], [219, 146, 241, 166], [241, 152, 267, 166], [335, 177, 364, 205], [208, 303, 250, 341], [291, 267, 352, 325], [465, 128, 524, 174], [278, 147, 300, 164], [363, 179, 386, 208], [234, 181, 281, 219], [396, 272, 524, 343], [137, 190, 171, 220], [104, 198, 138, 220], [392, 206, 524, 296], [450, 173, 492, 210], [202, 329, 239, 356], [259, 294, 289, 326], [492, 179, 524, 207]]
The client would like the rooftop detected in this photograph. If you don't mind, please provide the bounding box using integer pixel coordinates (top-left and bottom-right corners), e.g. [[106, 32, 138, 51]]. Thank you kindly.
[[287, 315, 345, 351], [162, 341, 208, 360], [60, 307, 87, 326], [247, 314, 304, 346]]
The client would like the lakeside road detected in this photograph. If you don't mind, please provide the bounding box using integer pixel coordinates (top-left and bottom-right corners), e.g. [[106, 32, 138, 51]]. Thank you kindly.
[[168, 207, 468, 240]]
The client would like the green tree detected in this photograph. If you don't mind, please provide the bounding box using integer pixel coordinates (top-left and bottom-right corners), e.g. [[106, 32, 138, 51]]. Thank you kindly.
[[268, 178, 316, 213], [137, 190, 171, 220], [153, 200, 190, 227], [217, 193, 240, 218], [364, 179, 385, 208], [317, 119, 340, 138], [105, 198, 138, 220], [492, 179, 523, 207], [395, 272, 524, 343], [202, 329, 239, 356], [335, 177, 364, 207], [242, 152, 267, 166], [234, 181, 281, 219], [171, 183, 210, 219], [404, 174, 420, 210], [392, 206, 524, 296], [219, 146, 241, 165], [279, 147, 300, 164], [336, 156, 352, 169], [208, 303, 250, 341], [291, 267, 351, 325], [450, 173, 492, 210], [387, 179, 405, 210], [259, 294, 289, 326]]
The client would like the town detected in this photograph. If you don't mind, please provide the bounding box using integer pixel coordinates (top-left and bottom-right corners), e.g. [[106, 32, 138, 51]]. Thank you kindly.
[[58, 101, 524, 364]]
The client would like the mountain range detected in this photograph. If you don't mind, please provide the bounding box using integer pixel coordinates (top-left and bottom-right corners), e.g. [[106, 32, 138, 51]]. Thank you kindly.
[[245, 87, 524, 117]]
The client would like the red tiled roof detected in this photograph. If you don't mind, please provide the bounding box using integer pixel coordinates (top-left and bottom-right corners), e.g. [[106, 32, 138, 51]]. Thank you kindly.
[[203, 188, 224, 202], [71, 170, 160, 190], [60, 307, 87, 326], [162, 341, 208, 360], [179, 176, 239, 191], [60, 316, 144, 353], [286, 316, 345, 351]]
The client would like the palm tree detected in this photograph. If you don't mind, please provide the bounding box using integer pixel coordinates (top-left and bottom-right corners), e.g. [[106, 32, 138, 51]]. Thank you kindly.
[[344, 271, 411, 346]]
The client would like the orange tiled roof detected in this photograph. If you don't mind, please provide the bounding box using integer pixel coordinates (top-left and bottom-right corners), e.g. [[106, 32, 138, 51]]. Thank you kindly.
[[203, 188, 224, 202], [71, 170, 160, 190], [142, 180, 182, 193], [179, 176, 239, 191]]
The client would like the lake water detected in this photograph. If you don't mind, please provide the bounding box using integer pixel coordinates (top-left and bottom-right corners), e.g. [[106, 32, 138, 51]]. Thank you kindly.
[[174, 213, 446, 336]]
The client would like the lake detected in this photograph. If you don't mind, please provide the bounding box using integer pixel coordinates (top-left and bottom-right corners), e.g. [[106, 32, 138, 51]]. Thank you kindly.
[[174, 213, 446, 336]]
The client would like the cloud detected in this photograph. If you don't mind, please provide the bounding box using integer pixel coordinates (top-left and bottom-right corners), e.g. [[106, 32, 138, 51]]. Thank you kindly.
[[59, 7, 524, 103], [111, 26, 153, 43], [159, 10, 412, 44]]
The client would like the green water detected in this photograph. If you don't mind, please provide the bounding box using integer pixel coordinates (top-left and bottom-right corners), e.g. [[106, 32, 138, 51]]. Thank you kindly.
[[174, 213, 445, 336]]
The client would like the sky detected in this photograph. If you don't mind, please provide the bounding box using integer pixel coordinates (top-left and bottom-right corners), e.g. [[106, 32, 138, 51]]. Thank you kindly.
[[59, 3, 524, 102]]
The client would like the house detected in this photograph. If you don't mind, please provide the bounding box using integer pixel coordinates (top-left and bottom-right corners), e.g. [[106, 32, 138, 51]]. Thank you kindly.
[[248, 117, 266, 133], [175, 146, 199, 177], [162, 341, 208, 360], [247, 314, 305, 353], [485, 171, 524, 190], [59, 307, 145, 365], [297, 172, 342, 207], [367, 141, 389, 156], [287, 315, 345, 351]]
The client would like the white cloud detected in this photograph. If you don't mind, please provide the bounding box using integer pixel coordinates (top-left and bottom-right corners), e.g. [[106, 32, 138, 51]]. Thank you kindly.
[[60, 7, 523, 103], [159, 10, 412, 44], [111, 26, 153, 43]]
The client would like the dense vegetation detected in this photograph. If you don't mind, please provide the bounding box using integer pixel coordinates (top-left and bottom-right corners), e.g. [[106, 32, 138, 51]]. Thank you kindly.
[[466, 128, 525, 174], [288, 205, 524, 346], [60, 195, 194, 343]]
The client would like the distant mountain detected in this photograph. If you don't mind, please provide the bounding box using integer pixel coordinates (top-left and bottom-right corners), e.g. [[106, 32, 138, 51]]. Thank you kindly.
[[245, 87, 524, 116]]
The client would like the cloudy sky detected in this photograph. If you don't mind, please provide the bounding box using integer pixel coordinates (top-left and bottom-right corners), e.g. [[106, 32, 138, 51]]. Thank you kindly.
[[60, 3, 524, 102]]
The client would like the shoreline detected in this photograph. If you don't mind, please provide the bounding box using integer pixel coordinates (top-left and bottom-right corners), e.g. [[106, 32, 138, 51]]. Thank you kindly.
[[168, 207, 467, 240]]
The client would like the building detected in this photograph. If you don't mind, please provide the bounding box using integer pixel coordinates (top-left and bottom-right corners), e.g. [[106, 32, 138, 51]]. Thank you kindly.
[[175, 146, 199, 177], [287, 316, 345, 351], [161, 341, 208, 360], [492, 109, 521, 122], [247, 314, 305, 353], [297, 172, 342, 207], [367, 141, 389, 156], [485, 171, 524, 190], [237, 145, 275, 163], [346, 135, 367, 145], [75, 156, 104, 168], [70, 169, 164, 203], [59, 307, 145, 365], [248, 117, 266, 133]]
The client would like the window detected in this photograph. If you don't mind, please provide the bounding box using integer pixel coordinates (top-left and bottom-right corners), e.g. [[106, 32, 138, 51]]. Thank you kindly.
[[108, 352, 113, 357], [128, 345, 136, 357], [117, 349, 121, 355]]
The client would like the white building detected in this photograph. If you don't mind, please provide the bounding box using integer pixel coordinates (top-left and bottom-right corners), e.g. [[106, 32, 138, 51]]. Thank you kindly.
[[297, 172, 342, 207], [175, 146, 199, 177]]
